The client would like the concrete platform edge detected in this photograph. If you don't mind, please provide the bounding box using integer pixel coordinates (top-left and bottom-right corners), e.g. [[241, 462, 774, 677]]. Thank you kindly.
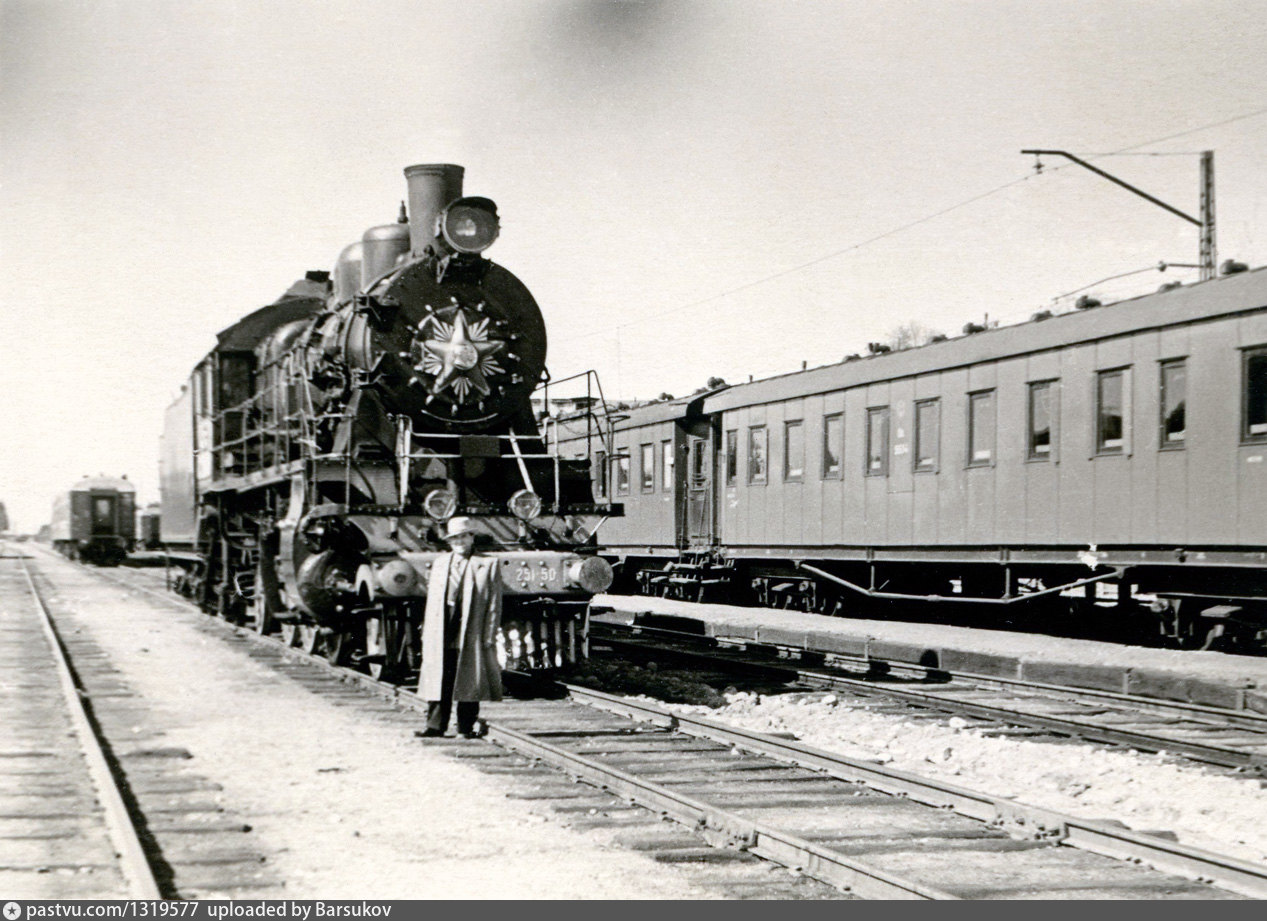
[[590, 598, 1265, 712]]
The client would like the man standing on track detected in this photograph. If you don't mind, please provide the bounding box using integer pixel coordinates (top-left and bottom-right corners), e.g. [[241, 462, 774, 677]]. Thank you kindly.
[[419, 517, 503, 737]]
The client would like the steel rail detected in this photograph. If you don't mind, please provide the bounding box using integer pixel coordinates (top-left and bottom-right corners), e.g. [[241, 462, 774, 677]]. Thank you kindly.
[[69, 558, 1267, 898], [481, 720, 957, 899], [595, 628, 1267, 773], [72, 563, 953, 897], [14, 551, 164, 899], [562, 681, 1267, 900]]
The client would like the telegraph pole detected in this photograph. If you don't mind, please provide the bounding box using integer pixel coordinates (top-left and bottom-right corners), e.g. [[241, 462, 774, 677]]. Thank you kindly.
[[1022, 149, 1217, 281], [1199, 150, 1216, 281]]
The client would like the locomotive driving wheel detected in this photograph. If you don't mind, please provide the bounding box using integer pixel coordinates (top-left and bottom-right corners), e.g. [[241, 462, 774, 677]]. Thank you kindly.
[[364, 603, 415, 682], [314, 628, 351, 665], [281, 622, 321, 654], [251, 559, 281, 635]]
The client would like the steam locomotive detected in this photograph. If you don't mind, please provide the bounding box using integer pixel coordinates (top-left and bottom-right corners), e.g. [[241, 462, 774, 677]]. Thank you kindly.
[[160, 164, 617, 679]]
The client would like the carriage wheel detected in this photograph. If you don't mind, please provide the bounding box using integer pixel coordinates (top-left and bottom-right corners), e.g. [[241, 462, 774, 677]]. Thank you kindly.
[[287, 623, 320, 654]]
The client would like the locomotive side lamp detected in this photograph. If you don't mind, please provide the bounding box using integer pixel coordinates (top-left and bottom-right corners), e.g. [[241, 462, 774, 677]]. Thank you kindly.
[[508, 488, 542, 521], [422, 487, 458, 521], [436, 197, 500, 254]]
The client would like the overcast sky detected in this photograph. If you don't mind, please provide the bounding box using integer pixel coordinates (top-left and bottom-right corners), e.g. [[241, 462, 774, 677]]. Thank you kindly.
[[2, 0, 1266, 530]]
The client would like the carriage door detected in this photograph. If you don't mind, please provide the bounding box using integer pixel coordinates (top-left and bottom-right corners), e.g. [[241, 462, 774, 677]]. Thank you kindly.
[[685, 430, 715, 547], [91, 495, 116, 535]]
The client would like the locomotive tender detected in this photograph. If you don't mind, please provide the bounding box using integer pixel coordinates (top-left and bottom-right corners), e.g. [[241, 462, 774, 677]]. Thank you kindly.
[[50, 475, 137, 565], [560, 265, 1267, 652], [160, 164, 616, 678]]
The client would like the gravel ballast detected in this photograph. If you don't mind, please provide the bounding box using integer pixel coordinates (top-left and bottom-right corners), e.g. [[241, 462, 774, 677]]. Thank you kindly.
[[663, 688, 1267, 865]]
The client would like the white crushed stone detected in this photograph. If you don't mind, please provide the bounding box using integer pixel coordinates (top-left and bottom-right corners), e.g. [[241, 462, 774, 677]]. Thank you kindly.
[[660, 688, 1267, 865], [39, 554, 718, 899]]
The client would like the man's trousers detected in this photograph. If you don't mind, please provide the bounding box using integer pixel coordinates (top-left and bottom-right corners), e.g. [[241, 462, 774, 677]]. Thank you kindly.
[[425, 646, 479, 734]]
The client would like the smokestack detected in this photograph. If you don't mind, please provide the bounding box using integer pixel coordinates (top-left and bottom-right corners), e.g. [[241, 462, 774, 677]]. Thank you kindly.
[[403, 163, 464, 257]]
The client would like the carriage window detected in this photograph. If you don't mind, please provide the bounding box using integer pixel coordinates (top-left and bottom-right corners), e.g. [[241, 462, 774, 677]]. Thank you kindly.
[[747, 426, 767, 484], [1096, 370, 1126, 453], [1028, 381, 1054, 459], [690, 440, 707, 482], [784, 421, 804, 482], [866, 407, 889, 476], [822, 413, 842, 479], [725, 429, 738, 485], [1245, 348, 1267, 442], [968, 390, 995, 466], [914, 400, 939, 472], [615, 452, 630, 495], [1160, 360, 1186, 447], [661, 440, 674, 490], [595, 451, 607, 497], [640, 443, 655, 492], [94, 498, 112, 519]]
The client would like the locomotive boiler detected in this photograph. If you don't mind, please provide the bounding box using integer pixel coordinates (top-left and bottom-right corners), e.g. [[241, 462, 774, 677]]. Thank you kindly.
[[160, 164, 617, 679]]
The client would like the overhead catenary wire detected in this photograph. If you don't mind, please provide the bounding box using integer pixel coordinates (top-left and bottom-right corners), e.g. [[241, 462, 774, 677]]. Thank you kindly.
[[570, 104, 1267, 346], [568, 172, 1038, 344]]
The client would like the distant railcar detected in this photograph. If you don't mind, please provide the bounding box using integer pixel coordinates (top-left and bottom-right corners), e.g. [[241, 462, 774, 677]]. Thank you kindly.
[[563, 266, 1267, 652], [50, 476, 136, 565], [136, 504, 162, 550]]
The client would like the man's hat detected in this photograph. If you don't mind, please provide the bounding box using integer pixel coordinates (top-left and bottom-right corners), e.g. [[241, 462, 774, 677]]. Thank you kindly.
[[443, 516, 477, 540]]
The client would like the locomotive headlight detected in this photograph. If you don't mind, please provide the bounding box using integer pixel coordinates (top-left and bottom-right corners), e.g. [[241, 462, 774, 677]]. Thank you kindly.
[[437, 197, 500, 254], [423, 488, 458, 521], [508, 489, 542, 521], [566, 556, 614, 594]]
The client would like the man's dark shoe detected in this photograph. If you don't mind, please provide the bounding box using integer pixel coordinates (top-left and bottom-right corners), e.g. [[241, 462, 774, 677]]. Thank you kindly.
[[418, 728, 445, 738]]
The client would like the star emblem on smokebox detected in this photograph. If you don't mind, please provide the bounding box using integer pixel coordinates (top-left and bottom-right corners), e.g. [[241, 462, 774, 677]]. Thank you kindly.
[[415, 309, 506, 403]]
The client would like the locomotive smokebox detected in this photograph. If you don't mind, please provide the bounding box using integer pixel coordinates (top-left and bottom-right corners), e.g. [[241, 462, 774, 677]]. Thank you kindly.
[[404, 163, 465, 257]]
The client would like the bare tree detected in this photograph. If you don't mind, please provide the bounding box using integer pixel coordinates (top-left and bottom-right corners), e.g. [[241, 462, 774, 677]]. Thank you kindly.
[[886, 321, 944, 350]]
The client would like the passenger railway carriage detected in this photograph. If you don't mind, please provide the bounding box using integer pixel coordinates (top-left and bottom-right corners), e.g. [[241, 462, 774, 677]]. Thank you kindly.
[[50, 476, 137, 565], [559, 265, 1267, 651]]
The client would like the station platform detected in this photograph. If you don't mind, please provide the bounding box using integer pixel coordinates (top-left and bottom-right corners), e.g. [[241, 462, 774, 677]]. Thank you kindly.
[[589, 595, 1267, 714]]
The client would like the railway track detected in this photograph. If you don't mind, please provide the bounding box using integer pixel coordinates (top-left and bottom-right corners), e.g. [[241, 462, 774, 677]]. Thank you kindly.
[[80, 557, 1267, 899], [589, 623, 1267, 775], [0, 547, 282, 899], [0, 548, 161, 897]]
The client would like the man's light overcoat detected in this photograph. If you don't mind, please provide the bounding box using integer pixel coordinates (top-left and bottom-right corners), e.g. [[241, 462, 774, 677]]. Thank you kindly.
[[419, 551, 503, 702]]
